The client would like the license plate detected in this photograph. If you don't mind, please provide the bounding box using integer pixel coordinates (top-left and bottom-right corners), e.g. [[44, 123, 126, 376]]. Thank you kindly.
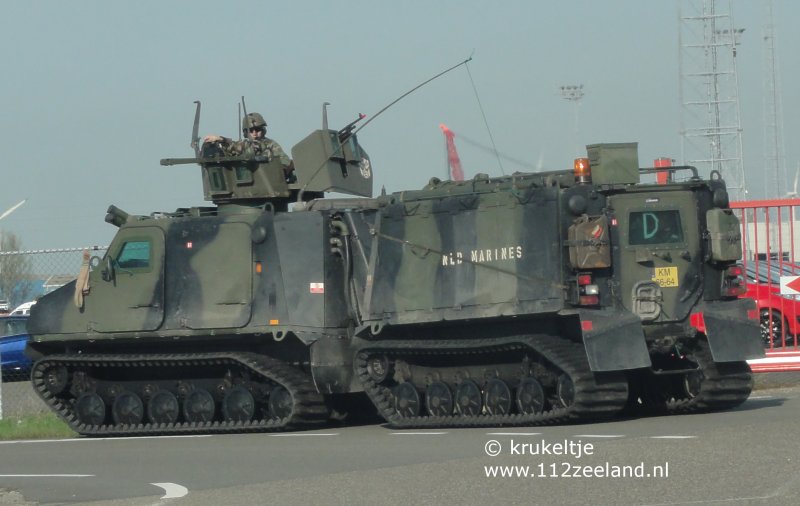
[[652, 266, 678, 287]]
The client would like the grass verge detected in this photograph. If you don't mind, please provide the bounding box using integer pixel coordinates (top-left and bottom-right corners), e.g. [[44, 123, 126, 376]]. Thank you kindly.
[[0, 413, 76, 440]]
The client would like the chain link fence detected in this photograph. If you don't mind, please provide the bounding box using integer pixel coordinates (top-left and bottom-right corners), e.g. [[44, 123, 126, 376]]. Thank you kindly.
[[0, 246, 107, 420]]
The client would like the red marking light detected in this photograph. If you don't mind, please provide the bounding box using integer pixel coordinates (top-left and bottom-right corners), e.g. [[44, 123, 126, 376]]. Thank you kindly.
[[726, 265, 743, 277], [722, 265, 746, 297], [723, 286, 746, 297], [581, 320, 593, 331], [577, 274, 592, 286], [747, 309, 759, 320], [579, 295, 599, 306], [690, 312, 706, 332]]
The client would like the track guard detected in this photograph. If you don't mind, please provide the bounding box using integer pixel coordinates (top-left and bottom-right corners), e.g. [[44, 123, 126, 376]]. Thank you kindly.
[[574, 309, 651, 371], [693, 299, 764, 362]]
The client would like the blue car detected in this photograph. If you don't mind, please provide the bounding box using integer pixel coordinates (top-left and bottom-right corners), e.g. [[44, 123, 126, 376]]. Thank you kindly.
[[1, 315, 32, 382]]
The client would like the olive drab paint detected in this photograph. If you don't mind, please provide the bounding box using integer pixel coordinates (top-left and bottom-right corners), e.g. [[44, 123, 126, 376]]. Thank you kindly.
[[24, 102, 764, 436]]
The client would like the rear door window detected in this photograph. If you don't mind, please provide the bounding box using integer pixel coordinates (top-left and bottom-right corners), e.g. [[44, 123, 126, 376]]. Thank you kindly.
[[628, 210, 684, 246]]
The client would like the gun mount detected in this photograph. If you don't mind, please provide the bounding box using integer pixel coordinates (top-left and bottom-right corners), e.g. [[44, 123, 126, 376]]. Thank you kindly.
[[160, 103, 373, 210]]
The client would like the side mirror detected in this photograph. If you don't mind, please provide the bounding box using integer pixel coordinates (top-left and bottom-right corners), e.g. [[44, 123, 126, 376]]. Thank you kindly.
[[101, 255, 115, 282]]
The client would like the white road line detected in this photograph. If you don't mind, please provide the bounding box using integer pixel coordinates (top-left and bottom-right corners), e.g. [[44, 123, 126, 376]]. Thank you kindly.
[[0, 435, 211, 445], [0, 474, 94, 478], [86, 435, 212, 442], [268, 433, 340, 437], [748, 395, 774, 400], [390, 432, 448, 435], [151, 482, 188, 499], [486, 432, 542, 436], [572, 435, 625, 438], [0, 439, 76, 445], [650, 436, 697, 439]]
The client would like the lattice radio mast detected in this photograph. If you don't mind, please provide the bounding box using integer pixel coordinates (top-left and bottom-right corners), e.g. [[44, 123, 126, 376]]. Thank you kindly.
[[678, 0, 747, 200]]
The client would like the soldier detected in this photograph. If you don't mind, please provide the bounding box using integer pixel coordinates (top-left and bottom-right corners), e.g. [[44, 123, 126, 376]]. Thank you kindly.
[[204, 112, 295, 181]]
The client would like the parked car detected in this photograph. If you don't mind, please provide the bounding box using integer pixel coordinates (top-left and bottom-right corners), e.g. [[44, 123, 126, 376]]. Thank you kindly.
[[0, 299, 9, 313], [0, 315, 32, 381], [742, 262, 800, 348], [10, 301, 36, 316]]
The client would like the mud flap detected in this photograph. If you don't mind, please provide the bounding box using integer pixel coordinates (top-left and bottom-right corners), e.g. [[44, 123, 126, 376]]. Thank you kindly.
[[310, 336, 363, 394], [574, 309, 651, 371], [695, 299, 765, 362]]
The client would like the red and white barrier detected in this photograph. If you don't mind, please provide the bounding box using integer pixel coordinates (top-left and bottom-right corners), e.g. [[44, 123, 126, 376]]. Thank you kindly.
[[747, 350, 800, 373]]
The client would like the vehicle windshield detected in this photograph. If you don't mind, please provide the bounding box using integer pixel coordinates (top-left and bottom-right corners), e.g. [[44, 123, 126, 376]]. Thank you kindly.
[[1, 318, 28, 337]]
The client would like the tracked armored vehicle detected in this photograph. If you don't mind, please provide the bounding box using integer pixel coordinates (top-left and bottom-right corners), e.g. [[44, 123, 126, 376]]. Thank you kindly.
[[26, 104, 764, 436]]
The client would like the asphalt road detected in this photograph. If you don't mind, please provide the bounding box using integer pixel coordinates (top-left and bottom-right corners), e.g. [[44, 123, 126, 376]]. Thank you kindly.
[[1, 385, 799, 506]]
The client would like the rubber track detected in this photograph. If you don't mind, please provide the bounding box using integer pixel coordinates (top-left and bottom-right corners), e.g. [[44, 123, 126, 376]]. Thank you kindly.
[[355, 334, 629, 428], [31, 352, 328, 436], [665, 339, 754, 414]]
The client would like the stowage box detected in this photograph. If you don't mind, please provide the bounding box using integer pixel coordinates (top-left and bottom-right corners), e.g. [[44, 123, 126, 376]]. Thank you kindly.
[[587, 142, 640, 185]]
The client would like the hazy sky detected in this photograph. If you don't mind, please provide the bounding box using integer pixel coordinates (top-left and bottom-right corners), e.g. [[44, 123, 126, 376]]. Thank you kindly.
[[1, 0, 797, 250]]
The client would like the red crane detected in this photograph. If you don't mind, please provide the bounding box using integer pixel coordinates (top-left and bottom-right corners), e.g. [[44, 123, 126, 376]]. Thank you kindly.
[[439, 123, 464, 181]]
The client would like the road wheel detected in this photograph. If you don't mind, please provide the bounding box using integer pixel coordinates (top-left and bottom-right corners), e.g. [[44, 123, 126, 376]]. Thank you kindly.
[[556, 374, 575, 408], [454, 380, 482, 416], [75, 392, 106, 426], [484, 378, 512, 415], [393, 382, 420, 417], [222, 386, 255, 423], [425, 381, 453, 416], [183, 388, 215, 423], [760, 309, 786, 347], [516, 377, 546, 414], [112, 391, 144, 425], [268, 386, 293, 420], [148, 390, 180, 424]]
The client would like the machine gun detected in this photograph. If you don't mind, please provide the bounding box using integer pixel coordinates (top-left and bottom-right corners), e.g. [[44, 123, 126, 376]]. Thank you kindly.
[[337, 113, 366, 143]]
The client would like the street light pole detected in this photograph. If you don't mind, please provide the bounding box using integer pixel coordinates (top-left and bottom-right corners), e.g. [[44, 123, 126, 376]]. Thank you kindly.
[[0, 199, 27, 297]]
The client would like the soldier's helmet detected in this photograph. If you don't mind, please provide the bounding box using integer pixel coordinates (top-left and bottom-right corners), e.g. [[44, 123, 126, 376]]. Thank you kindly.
[[243, 112, 267, 133]]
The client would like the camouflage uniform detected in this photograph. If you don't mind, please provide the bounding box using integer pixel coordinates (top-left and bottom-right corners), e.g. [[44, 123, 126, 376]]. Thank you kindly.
[[224, 137, 291, 167], [206, 112, 294, 181]]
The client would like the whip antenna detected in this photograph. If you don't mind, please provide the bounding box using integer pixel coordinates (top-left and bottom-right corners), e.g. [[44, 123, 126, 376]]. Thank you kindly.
[[465, 58, 504, 175], [299, 56, 473, 201], [347, 56, 473, 141]]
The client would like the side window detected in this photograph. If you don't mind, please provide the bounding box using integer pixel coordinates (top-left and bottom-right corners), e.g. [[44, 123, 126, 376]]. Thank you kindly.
[[629, 210, 684, 246], [116, 240, 151, 269], [328, 132, 342, 155], [207, 167, 227, 191], [344, 135, 362, 160], [235, 165, 254, 185]]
